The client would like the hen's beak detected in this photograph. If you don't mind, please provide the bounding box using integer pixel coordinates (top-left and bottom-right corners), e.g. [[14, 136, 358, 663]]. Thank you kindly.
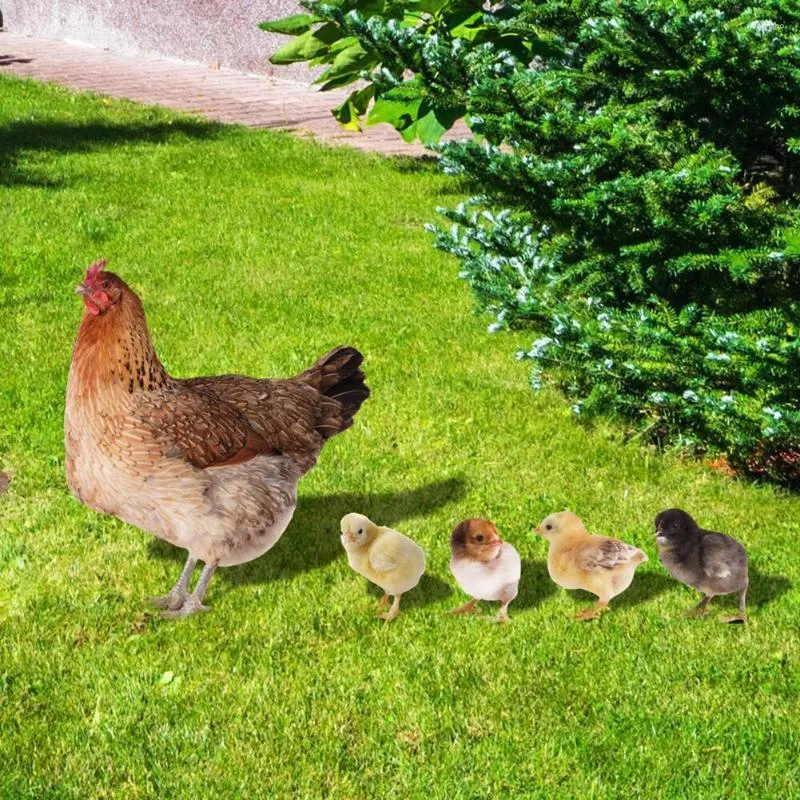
[[74, 283, 88, 296]]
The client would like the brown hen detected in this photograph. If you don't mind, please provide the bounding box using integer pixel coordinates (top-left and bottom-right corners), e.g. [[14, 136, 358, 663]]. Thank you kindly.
[[65, 260, 369, 617]]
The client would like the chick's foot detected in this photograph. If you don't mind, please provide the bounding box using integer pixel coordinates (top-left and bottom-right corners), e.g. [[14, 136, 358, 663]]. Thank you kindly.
[[377, 595, 401, 622], [721, 614, 748, 624], [492, 601, 511, 624], [683, 595, 712, 619], [449, 599, 481, 616], [374, 593, 389, 610], [575, 602, 609, 621]]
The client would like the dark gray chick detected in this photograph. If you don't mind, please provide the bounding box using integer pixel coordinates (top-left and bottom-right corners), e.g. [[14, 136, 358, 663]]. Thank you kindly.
[[654, 508, 749, 623]]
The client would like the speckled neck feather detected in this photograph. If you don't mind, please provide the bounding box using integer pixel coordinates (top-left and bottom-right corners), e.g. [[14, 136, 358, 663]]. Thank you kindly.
[[71, 288, 171, 400]]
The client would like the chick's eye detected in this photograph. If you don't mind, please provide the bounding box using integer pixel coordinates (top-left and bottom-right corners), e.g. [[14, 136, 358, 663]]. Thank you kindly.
[[546, 523, 552, 530], [358, 528, 363, 535], [475, 535, 484, 542]]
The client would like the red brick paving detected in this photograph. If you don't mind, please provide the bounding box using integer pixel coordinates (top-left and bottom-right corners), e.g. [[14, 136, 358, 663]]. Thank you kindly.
[[0, 32, 466, 156]]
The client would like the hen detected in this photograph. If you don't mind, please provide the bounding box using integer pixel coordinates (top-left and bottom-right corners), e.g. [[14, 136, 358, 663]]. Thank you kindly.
[[65, 260, 369, 618]]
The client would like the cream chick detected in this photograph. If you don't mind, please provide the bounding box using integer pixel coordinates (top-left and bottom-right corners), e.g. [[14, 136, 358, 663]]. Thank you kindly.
[[340, 513, 426, 622], [536, 511, 647, 621], [449, 518, 520, 623]]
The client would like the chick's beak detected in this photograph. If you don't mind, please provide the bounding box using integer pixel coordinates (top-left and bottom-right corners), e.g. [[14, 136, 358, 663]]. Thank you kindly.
[[534, 526, 543, 535]]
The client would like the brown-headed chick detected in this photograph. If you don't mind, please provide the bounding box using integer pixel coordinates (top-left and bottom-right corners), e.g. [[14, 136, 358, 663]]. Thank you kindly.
[[449, 518, 521, 623], [536, 510, 647, 621]]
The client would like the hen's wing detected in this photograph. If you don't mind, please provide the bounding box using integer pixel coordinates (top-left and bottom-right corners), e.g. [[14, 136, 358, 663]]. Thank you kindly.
[[580, 537, 647, 573], [131, 387, 276, 470], [180, 376, 326, 463]]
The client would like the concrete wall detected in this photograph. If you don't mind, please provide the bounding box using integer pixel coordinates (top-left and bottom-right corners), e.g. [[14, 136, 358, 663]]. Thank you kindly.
[[1, 0, 312, 79]]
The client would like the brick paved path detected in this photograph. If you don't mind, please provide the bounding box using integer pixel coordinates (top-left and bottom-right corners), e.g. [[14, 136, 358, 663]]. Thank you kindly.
[[0, 32, 463, 156]]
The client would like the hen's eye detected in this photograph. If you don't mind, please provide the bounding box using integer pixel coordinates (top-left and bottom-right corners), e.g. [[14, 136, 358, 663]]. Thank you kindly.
[[102, 280, 111, 290], [475, 534, 484, 542]]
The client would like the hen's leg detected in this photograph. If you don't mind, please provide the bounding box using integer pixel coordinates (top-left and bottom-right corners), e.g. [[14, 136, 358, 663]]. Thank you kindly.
[[377, 594, 401, 622], [148, 555, 196, 610], [449, 598, 481, 616], [163, 562, 217, 619]]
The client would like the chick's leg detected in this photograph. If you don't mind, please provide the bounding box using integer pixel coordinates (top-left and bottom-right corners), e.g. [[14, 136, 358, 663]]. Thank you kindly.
[[162, 562, 217, 620], [449, 598, 481, 616], [493, 601, 511, 624], [683, 594, 712, 618], [375, 593, 389, 610], [575, 600, 609, 621], [377, 594, 401, 622], [722, 587, 748, 624], [148, 554, 197, 611]]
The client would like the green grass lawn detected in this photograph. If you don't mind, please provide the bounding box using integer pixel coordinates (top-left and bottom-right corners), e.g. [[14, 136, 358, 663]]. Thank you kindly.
[[1, 75, 799, 799]]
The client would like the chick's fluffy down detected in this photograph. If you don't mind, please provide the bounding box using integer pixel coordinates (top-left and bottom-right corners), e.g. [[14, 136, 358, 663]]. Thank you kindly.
[[451, 542, 521, 602], [354, 529, 426, 596]]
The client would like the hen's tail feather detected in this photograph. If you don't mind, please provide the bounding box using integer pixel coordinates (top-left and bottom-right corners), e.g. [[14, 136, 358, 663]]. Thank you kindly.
[[297, 346, 370, 439]]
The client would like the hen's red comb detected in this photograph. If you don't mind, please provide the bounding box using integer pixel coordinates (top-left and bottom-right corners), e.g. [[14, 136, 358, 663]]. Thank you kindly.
[[85, 259, 108, 281]]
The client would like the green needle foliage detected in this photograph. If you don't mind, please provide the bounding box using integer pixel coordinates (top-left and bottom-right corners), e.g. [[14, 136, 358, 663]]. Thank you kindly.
[[431, 0, 800, 483]]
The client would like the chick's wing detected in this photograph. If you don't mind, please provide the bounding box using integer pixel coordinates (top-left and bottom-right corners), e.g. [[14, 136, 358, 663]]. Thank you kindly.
[[580, 537, 645, 572], [699, 531, 746, 579], [368, 531, 406, 574]]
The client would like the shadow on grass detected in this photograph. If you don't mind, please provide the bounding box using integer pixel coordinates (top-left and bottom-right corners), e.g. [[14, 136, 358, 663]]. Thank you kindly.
[[0, 118, 222, 187], [613, 570, 674, 609], [365, 572, 454, 611], [748, 569, 791, 608], [147, 477, 467, 587], [514, 558, 557, 611]]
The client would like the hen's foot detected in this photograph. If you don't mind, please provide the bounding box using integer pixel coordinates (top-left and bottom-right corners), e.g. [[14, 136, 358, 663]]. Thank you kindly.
[[162, 596, 211, 620], [149, 555, 197, 611], [148, 588, 189, 611], [721, 614, 748, 624], [492, 612, 511, 624], [449, 599, 481, 616], [575, 603, 609, 622]]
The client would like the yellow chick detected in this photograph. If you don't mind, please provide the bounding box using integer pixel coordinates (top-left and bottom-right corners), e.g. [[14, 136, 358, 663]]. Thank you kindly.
[[535, 510, 647, 621], [340, 513, 426, 622]]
